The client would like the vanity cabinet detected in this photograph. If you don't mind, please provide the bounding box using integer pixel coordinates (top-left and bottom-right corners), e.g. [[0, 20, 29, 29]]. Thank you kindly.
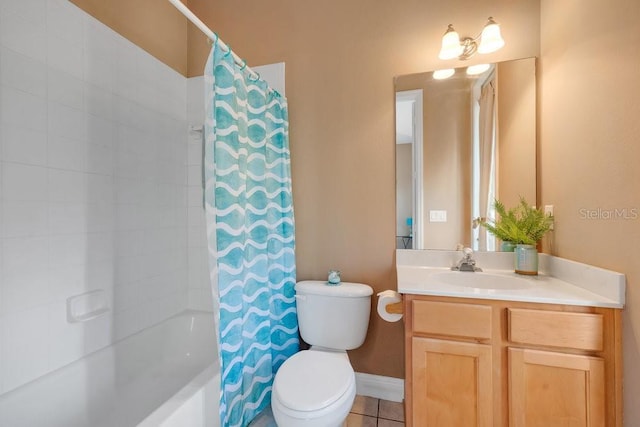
[[404, 295, 622, 427], [411, 337, 493, 426], [507, 308, 608, 426], [508, 348, 605, 426]]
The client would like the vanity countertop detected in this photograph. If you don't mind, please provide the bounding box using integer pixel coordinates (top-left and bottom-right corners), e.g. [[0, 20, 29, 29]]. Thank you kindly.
[[396, 250, 625, 309]]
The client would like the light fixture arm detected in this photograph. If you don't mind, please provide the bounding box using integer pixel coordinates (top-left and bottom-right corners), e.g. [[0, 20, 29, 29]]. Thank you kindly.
[[459, 36, 479, 61]]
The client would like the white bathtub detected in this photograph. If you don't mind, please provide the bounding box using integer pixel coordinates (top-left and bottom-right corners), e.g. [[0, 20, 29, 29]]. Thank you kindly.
[[0, 310, 220, 427]]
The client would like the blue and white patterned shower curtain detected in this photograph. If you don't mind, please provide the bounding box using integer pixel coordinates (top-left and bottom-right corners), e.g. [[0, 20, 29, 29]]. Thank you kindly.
[[203, 44, 299, 427]]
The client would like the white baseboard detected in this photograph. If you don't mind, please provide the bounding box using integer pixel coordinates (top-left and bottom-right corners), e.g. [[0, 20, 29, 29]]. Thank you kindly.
[[355, 372, 404, 403]]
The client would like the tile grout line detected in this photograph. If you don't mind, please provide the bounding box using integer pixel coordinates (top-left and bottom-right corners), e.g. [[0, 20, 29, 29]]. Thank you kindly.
[[347, 396, 405, 426]]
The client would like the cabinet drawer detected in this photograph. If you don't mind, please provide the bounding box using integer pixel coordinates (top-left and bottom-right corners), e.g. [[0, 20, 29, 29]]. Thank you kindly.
[[508, 308, 604, 351], [412, 300, 492, 340]]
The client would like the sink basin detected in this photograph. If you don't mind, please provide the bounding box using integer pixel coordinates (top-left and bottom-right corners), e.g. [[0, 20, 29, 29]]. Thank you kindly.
[[430, 271, 533, 291]]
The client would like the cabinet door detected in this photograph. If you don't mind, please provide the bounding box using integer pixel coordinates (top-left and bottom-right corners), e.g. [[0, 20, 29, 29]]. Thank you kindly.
[[412, 337, 493, 427], [509, 348, 605, 427]]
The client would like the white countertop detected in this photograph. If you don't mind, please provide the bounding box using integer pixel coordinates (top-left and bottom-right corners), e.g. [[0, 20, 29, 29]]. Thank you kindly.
[[396, 250, 625, 309]]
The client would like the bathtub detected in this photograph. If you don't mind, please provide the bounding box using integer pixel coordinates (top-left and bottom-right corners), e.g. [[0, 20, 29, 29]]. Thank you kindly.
[[0, 310, 220, 427]]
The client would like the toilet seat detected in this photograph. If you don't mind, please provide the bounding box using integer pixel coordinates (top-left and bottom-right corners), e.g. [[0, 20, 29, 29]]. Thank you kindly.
[[273, 350, 355, 413], [272, 350, 356, 426]]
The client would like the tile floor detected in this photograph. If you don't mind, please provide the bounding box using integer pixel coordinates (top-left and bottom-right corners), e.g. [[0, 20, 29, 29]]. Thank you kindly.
[[347, 395, 405, 426], [249, 395, 405, 426]]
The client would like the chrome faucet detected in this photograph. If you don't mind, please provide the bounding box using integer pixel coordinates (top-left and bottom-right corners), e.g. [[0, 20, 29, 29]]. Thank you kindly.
[[451, 247, 482, 272]]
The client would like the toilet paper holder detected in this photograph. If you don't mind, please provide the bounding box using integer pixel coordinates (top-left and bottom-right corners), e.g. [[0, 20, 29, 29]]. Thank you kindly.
[[385, 301, 404, 314]]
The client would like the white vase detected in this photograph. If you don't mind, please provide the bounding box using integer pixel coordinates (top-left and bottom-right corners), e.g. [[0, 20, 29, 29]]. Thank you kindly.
[[514, 244, 538, 275]]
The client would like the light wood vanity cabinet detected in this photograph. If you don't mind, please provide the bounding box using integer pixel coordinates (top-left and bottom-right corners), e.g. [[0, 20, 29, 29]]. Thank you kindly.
[[404, 295, 622, 427]]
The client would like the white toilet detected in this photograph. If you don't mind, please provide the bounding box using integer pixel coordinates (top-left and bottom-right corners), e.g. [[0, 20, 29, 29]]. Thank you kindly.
[[271, 280, 373, 427]]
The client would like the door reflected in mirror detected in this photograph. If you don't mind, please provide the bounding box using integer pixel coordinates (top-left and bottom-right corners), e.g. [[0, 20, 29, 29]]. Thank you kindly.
[[395, 57, 536, 251]]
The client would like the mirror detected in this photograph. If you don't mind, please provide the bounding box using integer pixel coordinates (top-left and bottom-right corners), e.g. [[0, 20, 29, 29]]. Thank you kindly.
[[395, 57, 536, 251]]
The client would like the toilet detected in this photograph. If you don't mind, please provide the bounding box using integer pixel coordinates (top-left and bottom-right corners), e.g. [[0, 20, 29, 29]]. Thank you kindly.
[[271, 280, 373, 427]]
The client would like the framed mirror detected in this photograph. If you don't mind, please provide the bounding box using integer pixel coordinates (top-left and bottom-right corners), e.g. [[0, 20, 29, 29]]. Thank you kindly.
[[395, 57, 536, 251]]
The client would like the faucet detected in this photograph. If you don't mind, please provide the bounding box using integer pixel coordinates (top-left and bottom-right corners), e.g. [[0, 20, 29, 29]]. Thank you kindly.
[[451, 247, 482, 272]]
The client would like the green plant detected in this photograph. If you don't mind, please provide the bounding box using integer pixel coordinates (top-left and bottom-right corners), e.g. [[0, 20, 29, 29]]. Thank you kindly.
[[480, 197, 553, 245]]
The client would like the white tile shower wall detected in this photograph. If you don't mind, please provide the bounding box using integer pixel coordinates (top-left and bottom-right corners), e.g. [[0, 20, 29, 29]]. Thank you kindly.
[[0, 0, 189, 394], [186, 76, 214, 312]]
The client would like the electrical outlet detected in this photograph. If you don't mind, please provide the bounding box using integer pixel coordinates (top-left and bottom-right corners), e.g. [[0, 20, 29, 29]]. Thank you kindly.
[[544, 205, 554, 230]]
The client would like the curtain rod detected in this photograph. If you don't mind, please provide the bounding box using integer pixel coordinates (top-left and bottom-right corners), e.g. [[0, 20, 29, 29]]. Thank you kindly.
[[166, 0, 261, 80]]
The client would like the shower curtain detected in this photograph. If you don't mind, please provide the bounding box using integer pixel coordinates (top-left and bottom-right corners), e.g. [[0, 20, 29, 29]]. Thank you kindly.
[[204, 45, 299, 427]]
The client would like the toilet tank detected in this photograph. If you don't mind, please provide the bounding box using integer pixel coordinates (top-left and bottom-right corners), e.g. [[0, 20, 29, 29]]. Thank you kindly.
[[295, 280, 373, 350]]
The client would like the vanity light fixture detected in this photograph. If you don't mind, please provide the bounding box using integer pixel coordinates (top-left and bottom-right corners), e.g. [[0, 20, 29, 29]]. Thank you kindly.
[[432, 68, 455, 80], [438, 17, 505, 61], [466, 63, 491, 75]]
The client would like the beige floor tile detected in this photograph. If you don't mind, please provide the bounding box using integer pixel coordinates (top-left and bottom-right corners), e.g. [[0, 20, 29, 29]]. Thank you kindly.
[[378, 419, 405, 427], [346, 413, 378, 427], [379, 399, 405, 422], [350, 395, 379, 417]]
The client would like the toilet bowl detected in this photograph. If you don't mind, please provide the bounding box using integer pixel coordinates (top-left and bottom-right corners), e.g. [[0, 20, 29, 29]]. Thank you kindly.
[[272, 350, 356, 427]]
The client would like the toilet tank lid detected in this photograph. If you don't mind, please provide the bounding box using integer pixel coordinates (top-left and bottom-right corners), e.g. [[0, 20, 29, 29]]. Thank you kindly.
[[295, 280, 373, 297]]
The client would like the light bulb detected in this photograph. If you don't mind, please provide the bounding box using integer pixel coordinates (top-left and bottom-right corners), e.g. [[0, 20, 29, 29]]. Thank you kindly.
[[466, 64, 491, 75], [433, 69, 455, 80], [438, 25, 464, 60], [477, 17, 505, 54]]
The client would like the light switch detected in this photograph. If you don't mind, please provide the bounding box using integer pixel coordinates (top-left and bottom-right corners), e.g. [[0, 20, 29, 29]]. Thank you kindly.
[[429, 210, 447, 222]]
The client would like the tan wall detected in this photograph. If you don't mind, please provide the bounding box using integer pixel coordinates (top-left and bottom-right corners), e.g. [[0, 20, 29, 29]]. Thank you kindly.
[[497, 58, 536, 208], [185, 0, 215, 76], [423, 79, 472, 249], [539, 0, 640, 423], [70, 0, 188, 75], [185, 0, 539, 378]]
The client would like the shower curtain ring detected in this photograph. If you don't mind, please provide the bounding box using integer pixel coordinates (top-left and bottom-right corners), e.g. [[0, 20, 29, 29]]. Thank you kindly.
[[249, 71, 261, 82], [212, 32, 219, 47], [240, 59, 247, 71], [223, 44, 232, 57]]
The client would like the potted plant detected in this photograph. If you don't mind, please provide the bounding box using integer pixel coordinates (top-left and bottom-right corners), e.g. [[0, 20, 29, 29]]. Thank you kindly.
[[477, 199, 518, 252], [480, 197, 554, 275]]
